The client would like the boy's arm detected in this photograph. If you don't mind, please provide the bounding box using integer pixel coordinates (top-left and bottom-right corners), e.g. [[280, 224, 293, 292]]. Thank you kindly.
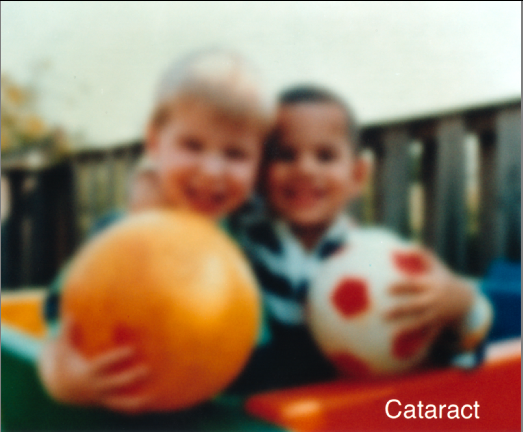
[[386, 250, 494, 361], [442, 280, 493, 368], [454, 281, 493, 351], [38, 318, 151, 413], [39, 210, 155, 412]]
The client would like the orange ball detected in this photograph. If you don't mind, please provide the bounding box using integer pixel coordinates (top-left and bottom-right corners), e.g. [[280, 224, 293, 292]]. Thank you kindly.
[[62, 210, 260, 412]]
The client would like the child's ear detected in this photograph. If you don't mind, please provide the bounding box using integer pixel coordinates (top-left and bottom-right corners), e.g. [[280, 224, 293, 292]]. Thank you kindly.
[[352, 155, 372, 196], [145, 123, 160, 156]]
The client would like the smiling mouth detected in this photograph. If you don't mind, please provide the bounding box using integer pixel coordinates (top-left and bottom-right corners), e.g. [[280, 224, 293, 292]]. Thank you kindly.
[[282, 188, 325, 207], [185, 188, 228, 214]]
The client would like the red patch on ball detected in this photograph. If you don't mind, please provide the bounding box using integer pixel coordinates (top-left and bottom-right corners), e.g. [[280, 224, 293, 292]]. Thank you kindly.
[[392, 251, 430, 276], [330, 352, 371, 378], [392, 326, 432, 359], [331, 278, 369, 317]]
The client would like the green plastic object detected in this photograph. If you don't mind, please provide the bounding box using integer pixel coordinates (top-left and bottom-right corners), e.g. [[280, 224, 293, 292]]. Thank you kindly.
[[1, 325, 281, 431]]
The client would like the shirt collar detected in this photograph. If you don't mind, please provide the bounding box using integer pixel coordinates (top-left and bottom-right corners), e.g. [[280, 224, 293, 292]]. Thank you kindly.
[[273, 213, 354, 259]]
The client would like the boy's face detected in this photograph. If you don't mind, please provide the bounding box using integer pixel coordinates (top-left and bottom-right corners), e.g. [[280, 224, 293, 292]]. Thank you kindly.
[[266, 102, 365, 229], [147, 98, 263, 219]]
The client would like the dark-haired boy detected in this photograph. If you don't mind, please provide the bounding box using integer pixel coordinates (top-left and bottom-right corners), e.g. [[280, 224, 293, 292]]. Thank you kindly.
[[230, 85, 492, 392]]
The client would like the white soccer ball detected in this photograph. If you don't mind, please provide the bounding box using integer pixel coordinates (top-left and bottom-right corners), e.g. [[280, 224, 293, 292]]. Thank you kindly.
[[308, 229, 437, 378]]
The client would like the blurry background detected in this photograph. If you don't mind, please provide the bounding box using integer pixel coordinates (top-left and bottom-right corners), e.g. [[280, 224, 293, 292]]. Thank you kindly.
[[1, 1, 521, 290]]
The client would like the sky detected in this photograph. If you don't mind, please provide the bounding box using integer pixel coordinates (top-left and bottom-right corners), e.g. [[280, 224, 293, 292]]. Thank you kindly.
[[1, 1, 521, 147]]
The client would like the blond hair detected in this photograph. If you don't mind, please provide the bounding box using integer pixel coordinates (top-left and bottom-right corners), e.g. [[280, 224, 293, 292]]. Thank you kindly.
[[150, 49, 275, 135]]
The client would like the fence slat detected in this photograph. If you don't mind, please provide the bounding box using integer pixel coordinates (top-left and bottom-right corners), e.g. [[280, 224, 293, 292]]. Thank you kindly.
[[4, 173, 24, 286], [421, 139, 437, 248], [494, 109, 521, 260], [478, 129, 496, 270], [423, 117, 468, 271], [375, 128, 411, 236]]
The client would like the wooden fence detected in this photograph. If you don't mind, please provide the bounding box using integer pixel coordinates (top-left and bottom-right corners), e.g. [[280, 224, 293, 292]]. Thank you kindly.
[[1, 100, 520, 288], [360, 99, 520, 274]]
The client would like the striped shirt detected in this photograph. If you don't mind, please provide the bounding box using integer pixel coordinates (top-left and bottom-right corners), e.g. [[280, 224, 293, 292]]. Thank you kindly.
[[233, 210, 356, 327], [230, 204, 492, 367]]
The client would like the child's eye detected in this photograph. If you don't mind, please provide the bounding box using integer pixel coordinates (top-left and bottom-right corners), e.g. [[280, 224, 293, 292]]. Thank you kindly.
[[317, 147, 337, 162], [181, 138, 203, 152], [225, 147, 248, 161]]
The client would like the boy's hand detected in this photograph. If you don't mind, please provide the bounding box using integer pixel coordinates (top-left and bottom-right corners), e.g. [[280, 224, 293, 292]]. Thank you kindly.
[[384, 249, 475, 337], [39, 318, 152, 414]]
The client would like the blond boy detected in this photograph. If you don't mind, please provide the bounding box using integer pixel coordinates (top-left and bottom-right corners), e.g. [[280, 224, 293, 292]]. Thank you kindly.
[[38, 49, 274, 413]]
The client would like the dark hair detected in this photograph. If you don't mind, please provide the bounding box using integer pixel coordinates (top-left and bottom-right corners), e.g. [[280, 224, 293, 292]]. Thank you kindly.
[[278, 85, 360, 152]]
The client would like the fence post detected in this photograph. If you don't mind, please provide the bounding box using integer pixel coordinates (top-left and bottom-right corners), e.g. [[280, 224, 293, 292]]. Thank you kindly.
[[423, 117, 468, 272], [374, 127, 411, 237], [494, 109, 521, 261], [478, 127, 496, 271]]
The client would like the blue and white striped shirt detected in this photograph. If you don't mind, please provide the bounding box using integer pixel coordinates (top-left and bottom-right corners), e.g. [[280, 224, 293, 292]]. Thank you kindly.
[[234, 210, 356, 327], [229, 201, 492, 368]]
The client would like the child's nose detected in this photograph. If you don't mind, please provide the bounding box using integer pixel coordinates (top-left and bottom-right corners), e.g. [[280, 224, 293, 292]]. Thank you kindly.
[[296, 155, 317, 175], [201, 154, 225, 177]]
